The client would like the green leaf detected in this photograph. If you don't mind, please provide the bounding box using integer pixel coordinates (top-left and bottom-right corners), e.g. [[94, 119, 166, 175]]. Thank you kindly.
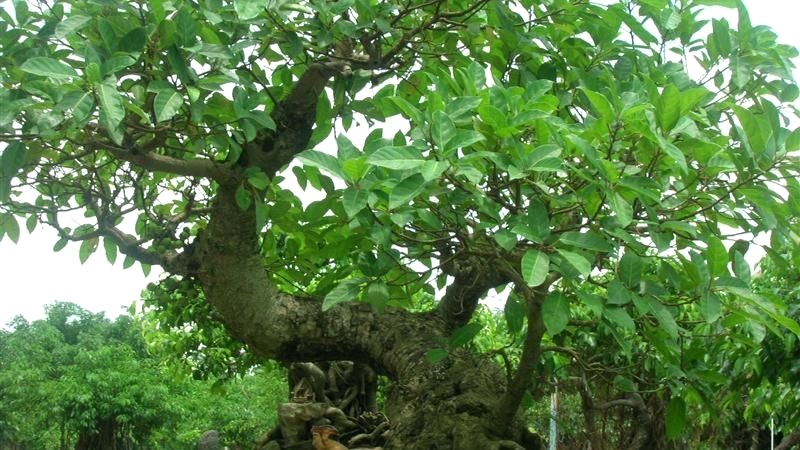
[[365, 282, 390, 309], [103, 237, 117, 264], [388, 174, 426, 209], [493, 230, 518, 251], [79, 237, 98, 264], [580, 87, 614, 123], [254, 200, 267, 231], [322, 279, 361, 311], [445, 96, 482, 119], [447, 130, 485, 153], [246, 171, 270, 190], [705, 236, 728, 278], [559, 231, 613, 252], [542, 292, 570, 336], [504, 295, 526, 334], [234, 0, 266, 20], [786, 128, 800, 151], [712, 19, 731, 57], [58, 91, 95, 122], [449, 322, 483, 348], [696, 0, 736, 6], [154, 88, 183, 122], [426, 348, 449, 363], [388, 96, 423, 123], [604, 307, 635, 330], [235, 186, 252, 210], [96, 81, 126, 144], [657, 85, 681, 132], [342, 187, 368, 218], [665, 397, 687, 439], [55, 15, 92, 38], [431, 110, 456, 154], [20, 57, 79, 81], [0, 214, 20, 243], [609, 192, 633, 227], [521, 249, 550, 287], [556, 249, 592, 277], [367, 146, 426, 170], [647, 297, 679, 339], [342, 157, 368, 182], [118, 27, 147, 53], [613, 375, 638, 392], [618, 252, 642, 288], [296, 150, 347, 180], [607, 280, 631, 305], [699, 292, 721, 322], [53, 238, 68, 252]]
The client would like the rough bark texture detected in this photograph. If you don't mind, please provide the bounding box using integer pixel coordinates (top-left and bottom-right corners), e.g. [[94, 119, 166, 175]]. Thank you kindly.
[[74, 419, 125, 450], [144, 37, 547, 447], [185, 183, 543, 448], [776, 431, 800, 450]]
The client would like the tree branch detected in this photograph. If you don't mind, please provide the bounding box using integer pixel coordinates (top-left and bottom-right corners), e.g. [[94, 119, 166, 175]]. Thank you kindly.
[[106, 147, 229, 181], [776, 431, 800, 450], [437, 253, 509, 329], [491, 270, 560, 432]]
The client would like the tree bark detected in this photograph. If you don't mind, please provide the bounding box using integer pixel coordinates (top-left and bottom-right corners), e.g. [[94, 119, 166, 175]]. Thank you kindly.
[[776, 431, 800, 450], [75, 418, 118, 450]]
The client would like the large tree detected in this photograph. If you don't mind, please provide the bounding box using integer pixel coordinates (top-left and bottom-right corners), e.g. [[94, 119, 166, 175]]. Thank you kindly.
[[1, 0, 799, 448]]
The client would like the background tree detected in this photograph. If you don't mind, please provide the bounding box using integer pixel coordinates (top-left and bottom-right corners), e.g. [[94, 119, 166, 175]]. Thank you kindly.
[[0, 302, 286, 449], [1, 0, 799, 448]]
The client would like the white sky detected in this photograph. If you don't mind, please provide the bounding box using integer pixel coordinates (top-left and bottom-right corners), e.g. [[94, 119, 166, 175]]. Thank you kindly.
[[1, 0, 799, 327]]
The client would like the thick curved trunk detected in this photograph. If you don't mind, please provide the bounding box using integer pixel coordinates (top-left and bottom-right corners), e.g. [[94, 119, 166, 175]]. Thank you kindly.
[[383, 351, 543, 450], [185, 183, 546, 448]]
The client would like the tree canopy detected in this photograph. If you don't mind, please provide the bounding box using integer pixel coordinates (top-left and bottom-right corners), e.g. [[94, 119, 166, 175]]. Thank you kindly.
[[1, 0, 799, 448], [0, 302, 286, 449]]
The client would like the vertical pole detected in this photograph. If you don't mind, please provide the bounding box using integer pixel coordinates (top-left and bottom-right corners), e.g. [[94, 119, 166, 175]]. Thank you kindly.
[[771, 417, 775, 450], [549, 384, 558, 450]]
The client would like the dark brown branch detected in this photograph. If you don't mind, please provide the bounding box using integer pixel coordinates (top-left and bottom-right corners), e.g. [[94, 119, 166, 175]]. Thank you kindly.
[[106, 147, 228, 181], [437, 253, 509, 329], [491, 271, 560, 432], [776, 431, 800, 450]]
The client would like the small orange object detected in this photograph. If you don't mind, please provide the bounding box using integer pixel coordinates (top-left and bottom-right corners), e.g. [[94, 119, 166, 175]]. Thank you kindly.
[[311, 425, 348, 450]]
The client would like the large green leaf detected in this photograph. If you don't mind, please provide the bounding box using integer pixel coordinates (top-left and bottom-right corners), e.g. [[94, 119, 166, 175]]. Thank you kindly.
[[504, 295, 526, 334], [556, 249, 592, 277], [342, 187, 369, 218], [0, 214, 20, 243], [296, 150, 347, 180], [665, 397, 687, 439], [96, 81, 126, 144], [367, 146, 426, 170], [154, 88, 184, 123], [604, 307, 635, 330], [322, 279, 362, 311], [559, 231, 613, 252], [54, 15, 92, 38], [388, 174, 427, 210], [618, 252, 642, 288], [609, 192, 633, 228], [234, 0, 266, 20], [20, 57, 79, 80], [521, 249, 550, 287], [449, 322, 483, 348], [542, 292, 570, 336]]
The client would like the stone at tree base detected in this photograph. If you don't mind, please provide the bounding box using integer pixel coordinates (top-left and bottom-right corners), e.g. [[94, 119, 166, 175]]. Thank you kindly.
[[197, 430, 221, 450], [278, 402, 327, 444], [260, 441, 281, 450]]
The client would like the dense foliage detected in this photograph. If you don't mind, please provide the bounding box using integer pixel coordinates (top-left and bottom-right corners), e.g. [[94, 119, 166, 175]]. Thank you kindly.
[[1, 0, 799, 448], [0, 302, 285, 449]]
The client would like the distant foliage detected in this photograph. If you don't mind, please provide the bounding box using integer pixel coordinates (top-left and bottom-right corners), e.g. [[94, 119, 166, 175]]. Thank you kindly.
[[0, 302, 286, 449]]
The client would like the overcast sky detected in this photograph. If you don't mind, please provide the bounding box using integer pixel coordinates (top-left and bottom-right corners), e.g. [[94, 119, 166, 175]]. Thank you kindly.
[[1, 0, 799, 327]]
